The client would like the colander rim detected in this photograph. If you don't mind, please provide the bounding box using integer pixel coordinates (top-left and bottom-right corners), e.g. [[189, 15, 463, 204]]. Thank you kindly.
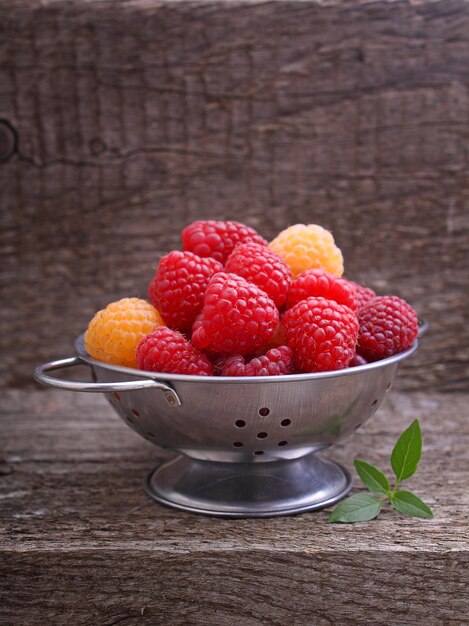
[[75, 334, 419, 385]]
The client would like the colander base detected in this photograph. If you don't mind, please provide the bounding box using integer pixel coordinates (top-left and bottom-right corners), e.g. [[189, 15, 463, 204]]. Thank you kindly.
[[144, 453, 352, 518]]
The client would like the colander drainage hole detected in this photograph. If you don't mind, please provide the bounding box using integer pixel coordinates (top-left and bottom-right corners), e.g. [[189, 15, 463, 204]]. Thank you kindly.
[[355, 423, 362, 430], [280, 419, 291, 427], [257, 432, 268, 439], [278, 441, 288, 446], [371, 399, 378, 409], [147, 432, 155, 438], [235, 420, 246, 428], [254, 451, 264, 456], [233, 442, 244, 447], [127, 416, 134, 424], [258, 407, 270, 417], [386, 382, 392, 391], [131, 409, 140, 417]]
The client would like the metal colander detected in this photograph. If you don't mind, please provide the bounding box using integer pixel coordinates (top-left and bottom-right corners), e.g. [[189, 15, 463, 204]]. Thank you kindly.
[[34, 326, 424, 518]]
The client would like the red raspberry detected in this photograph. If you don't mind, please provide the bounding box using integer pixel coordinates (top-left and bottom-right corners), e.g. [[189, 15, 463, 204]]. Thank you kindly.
[[136, 327, 213, 376], [222, 346, 294, 377], [191, 272, 279, 355], [349, 353, 368, 367], [357, 296, 418, 362], [182, 220, 267, 264], [225, 243, 292, 307], [347, 280, 376, 310], [286, 269, 357, 311], [148, 251, 223, 333], [284, 297, 359, 372]]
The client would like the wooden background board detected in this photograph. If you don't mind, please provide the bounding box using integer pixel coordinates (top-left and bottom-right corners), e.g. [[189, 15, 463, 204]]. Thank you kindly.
[[0, 0, 468, 390], [1, 389, 468, 625]]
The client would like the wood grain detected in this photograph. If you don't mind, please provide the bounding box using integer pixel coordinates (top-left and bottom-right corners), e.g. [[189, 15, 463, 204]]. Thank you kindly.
[[1, 389, 468, 624], [1, 0, 469, 391]]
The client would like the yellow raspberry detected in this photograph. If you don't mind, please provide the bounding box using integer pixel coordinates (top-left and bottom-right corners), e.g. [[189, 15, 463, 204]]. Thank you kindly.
[[269, 224, 344, 278], [84, 298, 164, 368]]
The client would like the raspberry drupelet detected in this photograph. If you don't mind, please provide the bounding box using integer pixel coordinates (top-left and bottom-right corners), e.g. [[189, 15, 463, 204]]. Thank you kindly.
[[349, 353, 368, 367]]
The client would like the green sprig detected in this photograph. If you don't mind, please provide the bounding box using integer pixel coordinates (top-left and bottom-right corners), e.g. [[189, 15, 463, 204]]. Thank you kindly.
[[328, 419, 433, 523]]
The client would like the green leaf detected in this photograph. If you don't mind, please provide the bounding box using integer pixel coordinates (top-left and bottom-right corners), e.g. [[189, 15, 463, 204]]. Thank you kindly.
[[390, 419, 422, 483], [328, 493, 382, 524], [391, 490, 433, 519], [354, 459, 391, 495]]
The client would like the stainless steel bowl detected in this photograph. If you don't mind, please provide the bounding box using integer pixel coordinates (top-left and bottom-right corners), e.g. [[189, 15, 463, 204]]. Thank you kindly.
[[34, 327, 424, 518]]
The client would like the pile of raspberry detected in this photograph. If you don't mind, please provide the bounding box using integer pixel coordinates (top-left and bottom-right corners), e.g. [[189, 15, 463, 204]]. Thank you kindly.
[[85, 220, 419, 377]]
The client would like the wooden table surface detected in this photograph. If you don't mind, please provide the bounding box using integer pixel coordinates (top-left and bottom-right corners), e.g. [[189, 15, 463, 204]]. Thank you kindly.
[[1, 388, 468, 625]]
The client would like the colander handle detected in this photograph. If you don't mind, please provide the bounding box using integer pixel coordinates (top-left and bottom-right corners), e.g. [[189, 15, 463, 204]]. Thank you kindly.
[[33, 356, 181, 407]]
